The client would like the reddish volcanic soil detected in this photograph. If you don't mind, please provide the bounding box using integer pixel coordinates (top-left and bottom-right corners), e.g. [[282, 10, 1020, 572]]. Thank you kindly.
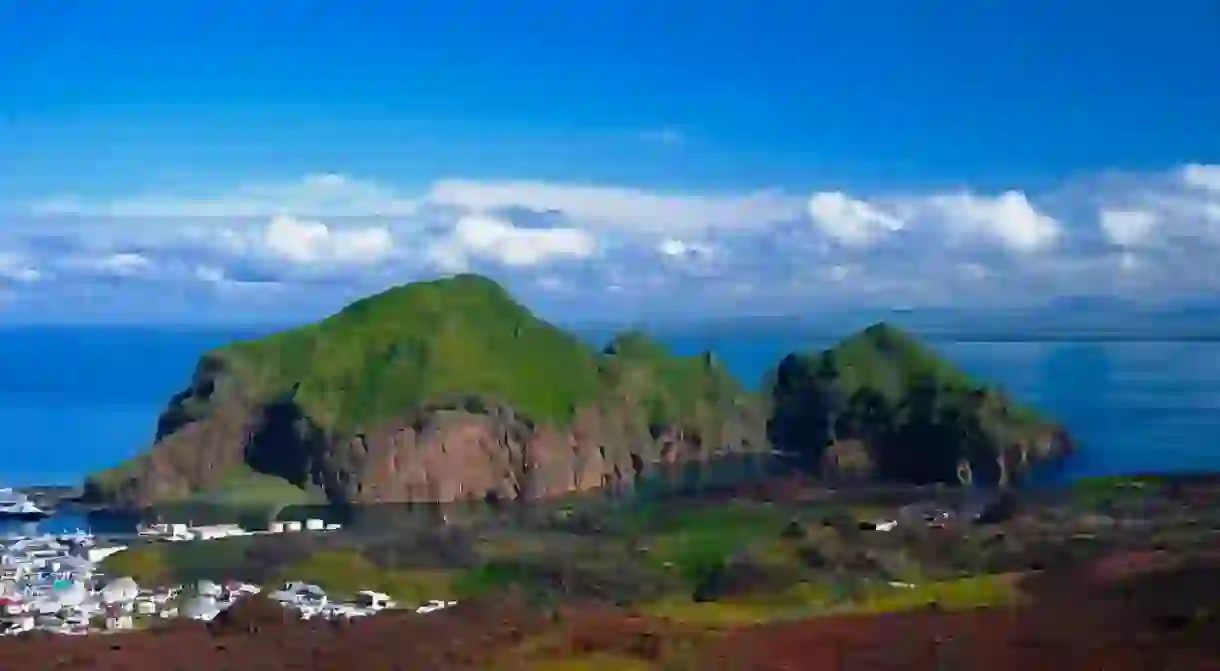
[[702, 603, 1220, 671], [704, 553, 1220, 671], [5, 555, 1220, 670]]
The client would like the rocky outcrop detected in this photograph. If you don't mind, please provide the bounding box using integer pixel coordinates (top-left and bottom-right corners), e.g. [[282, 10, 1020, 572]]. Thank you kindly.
[[766, 322, 1074, 487]]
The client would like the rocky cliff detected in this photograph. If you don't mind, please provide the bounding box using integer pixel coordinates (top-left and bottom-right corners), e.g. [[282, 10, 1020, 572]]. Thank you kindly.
[[766, 322, 1074, 487], [82, 274, 766, 508]]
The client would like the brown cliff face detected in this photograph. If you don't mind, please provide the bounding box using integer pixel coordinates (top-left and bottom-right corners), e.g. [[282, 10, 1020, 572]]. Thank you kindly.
[[83, 358, 261, 506], [85, 363, 767, 509]]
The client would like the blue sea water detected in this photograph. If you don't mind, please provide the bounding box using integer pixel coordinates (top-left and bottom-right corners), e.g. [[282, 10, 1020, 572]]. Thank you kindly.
[[0, 326, 1217, 494]]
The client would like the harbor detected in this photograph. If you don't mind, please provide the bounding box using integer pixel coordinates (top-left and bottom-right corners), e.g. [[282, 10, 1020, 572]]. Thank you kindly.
[[0, 526, 455, 637]]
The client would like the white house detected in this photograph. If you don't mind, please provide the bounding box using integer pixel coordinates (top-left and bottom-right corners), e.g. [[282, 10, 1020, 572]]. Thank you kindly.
[[355, 590, 394, 611], [415, 600, 457, 615], [101, 577, 140, 604], [2, 615, 34, 635]]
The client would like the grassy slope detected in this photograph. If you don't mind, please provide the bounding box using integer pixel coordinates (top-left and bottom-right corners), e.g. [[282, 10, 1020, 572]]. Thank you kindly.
[[774, 322, 1052, 448], [188, 274, 752, 435], [599, 331, 743, 428], [826, 323, 1043, 423], [219, 274, 606, 432]]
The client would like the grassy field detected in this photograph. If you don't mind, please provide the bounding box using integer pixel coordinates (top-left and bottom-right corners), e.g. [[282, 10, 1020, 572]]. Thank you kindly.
[[184, 468, 324, 508], [99, 546, 173, 585], [632, 503, 793, 589], [640, 574, 1022, 626], [272, 551, 459, 602], [98, 490, 1026, 631]]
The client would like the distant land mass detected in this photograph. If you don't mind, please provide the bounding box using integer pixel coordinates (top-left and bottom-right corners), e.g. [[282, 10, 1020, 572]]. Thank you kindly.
[[635, 298, 1220, 342], [82, 274, 1074, 512]]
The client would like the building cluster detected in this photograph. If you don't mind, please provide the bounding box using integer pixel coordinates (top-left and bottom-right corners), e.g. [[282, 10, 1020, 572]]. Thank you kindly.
[[137, 518, 342, 542], [0, 529, 455, 637]]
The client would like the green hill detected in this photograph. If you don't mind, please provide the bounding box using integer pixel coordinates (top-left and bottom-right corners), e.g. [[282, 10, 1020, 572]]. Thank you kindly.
[[767, 323, 1071, 485], [84, 274, 764, 508], [219, 273, 605, 432]]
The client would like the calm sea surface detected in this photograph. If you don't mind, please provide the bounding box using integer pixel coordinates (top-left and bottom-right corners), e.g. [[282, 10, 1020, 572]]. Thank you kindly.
[[1, 326, 1217, 533]]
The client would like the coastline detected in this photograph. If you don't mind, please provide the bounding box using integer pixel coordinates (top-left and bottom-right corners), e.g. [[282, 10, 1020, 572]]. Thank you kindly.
[[10, 468, 1219, 542]]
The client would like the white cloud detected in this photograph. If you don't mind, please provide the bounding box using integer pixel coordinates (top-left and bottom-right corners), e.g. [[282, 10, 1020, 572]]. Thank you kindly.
[[261, 215, 394, 266], [0, 253, 41, 283], [427, 214, 596, 271], [807, 188, 1060, 254], [427, 180, 803, 234], [80, 252, 152, 278], [8, 163, 1220, 323], [194, 265, 227, 284], [1091, 164, 1220, 250], [827, 264, 851, 281], [1100, 209, 1158, 248], [30, 173, 420, 218], [1182, 164, 1220, 193], [807, 191, 904, 247], [658, 238, 714, 259], [920, 190, 1060, 253]]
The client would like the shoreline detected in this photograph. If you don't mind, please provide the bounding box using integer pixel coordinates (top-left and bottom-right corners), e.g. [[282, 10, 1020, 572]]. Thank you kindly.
[[15, 470, 1220, 527]]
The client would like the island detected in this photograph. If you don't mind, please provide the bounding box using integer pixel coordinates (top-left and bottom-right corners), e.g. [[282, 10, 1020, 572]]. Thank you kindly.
[[767, 322, 1074, 486], [82, 274, 1071, 512]]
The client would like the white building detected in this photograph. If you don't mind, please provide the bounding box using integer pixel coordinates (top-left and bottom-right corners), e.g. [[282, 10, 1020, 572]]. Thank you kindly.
[[101, 577, 140, 605]]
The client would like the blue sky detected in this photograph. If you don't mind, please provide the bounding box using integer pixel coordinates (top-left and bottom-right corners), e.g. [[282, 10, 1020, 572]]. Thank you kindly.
[[1, 1, 1219, 324]]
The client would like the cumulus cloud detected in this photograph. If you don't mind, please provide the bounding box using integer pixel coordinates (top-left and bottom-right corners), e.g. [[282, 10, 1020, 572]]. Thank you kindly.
[[0, 253, 41, 283], [426, 215, 596, 271], [918, 191, 1061, 253], [427, 180, 804, 234], [5, 163, 1220, 323], [1182, 164, 1220, 193], [807, 191, 904, 248], [1099, 209, 1158, 248], [261, 215, 395, 266]]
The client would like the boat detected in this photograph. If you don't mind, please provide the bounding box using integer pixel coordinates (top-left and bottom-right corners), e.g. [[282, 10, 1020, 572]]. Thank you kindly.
[[57, 529, 94, 548], [137, 522, 170, 537], [0, 489, 50, 521]]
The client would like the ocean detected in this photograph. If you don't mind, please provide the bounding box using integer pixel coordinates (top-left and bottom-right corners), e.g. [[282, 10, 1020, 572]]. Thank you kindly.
[[1, 326, 1217, 496]]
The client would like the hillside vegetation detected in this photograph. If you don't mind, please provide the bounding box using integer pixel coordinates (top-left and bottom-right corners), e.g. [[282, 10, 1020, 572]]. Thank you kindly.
[[84, 274, 762, 506], [83, 277, 1068, 506], [767, 322, 1068, 485], [220, 274, 605, 432]]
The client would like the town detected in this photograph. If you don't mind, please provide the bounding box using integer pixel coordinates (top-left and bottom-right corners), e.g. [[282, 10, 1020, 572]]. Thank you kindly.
[[0, 519, 458, 636]]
